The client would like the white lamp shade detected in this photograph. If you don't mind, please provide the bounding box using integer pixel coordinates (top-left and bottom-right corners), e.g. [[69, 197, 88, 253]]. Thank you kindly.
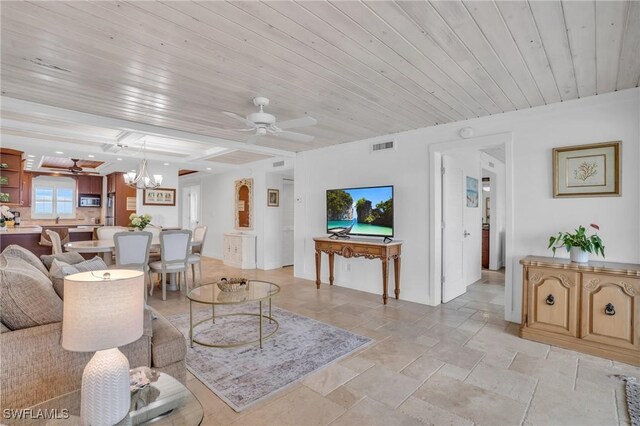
[[62, 269, 144, 352]]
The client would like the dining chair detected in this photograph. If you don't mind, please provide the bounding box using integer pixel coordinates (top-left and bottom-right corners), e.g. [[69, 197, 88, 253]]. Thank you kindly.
[[149, 230, 192, 301], [146, 225, 162, 262], [97, 226, 128, 240], [187, 225, 208, 289], [45, 230, 64, 255], [113, 231, 153, 301]]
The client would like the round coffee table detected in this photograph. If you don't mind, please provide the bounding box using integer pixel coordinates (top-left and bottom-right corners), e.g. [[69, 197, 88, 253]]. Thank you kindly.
[[187, 280, 281, 349]]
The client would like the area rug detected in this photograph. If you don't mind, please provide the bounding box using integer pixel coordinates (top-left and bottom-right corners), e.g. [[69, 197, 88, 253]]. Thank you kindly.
[[166, 305, 372, 412], [612, 375, 640, 426]]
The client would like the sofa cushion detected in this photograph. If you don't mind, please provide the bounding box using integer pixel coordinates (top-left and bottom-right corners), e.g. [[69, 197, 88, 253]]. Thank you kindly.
[[1, 322, 9, 333], [40, 252, 85, 270], [49, 257, 108, 299], [2, 245, 49, 276], [0, 254, 63, 330], [150, 312, 187, 368]]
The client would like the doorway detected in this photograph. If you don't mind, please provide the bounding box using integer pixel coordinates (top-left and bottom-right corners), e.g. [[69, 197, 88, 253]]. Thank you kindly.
[[182, 184, 201, 230], [281, 178, 294, 267], [429, 132, 515, 321]]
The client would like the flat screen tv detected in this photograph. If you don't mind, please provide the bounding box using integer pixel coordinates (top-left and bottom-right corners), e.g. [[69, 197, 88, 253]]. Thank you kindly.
[[326, 185, 394, 238]]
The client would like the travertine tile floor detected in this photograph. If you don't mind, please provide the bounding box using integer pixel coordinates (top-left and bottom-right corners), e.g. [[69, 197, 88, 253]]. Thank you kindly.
[[148, 259, 638, 426]]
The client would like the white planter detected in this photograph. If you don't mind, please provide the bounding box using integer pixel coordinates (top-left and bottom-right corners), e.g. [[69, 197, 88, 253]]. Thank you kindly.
[[570, 247, 589, 263]]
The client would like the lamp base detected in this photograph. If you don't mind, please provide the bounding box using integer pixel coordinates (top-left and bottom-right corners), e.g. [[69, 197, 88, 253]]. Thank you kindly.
[[81, 348, 130, 425]]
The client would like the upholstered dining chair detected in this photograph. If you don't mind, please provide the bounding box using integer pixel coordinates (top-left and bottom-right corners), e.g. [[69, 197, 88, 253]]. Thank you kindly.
[[146, 225, 162, 262], [96, 226, 128, 240], [149, 230, 192, 301], [187, 225, 208, 289], [45, 230, 64, 255], [113, 231, 153, 301]]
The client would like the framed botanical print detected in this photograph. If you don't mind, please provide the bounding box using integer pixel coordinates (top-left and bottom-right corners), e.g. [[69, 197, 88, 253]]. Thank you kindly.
[[553, 141, 621, 198]]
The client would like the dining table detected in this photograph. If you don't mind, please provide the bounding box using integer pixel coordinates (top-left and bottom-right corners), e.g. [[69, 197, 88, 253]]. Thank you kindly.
[[64, 237, 200, 292]]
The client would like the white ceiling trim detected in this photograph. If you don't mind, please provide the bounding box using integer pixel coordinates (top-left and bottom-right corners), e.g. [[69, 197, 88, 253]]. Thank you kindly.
[[1, 97, 296, 158]]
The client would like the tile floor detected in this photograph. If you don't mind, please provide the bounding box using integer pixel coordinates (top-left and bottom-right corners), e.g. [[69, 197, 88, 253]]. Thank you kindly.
[[148, 259, 638, 426]]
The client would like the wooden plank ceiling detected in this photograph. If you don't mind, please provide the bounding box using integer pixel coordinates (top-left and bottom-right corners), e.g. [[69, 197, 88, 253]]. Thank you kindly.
[[1, 1, 638, 153]]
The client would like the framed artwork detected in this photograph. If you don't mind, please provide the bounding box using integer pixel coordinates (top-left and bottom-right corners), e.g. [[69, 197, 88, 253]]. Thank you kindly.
[[235, 178, 253, 230], [143, 188, 176, 206], [267, 189, 279, 207], [553, 141, 621, 198], [466, 176, 478, 208]]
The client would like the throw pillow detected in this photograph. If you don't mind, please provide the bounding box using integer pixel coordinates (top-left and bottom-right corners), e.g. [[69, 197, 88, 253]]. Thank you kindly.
[[49, 256, 108, 299], [0, 254, 63, 330], [40, 251, 85, 270], [2, 245, 49, 276]]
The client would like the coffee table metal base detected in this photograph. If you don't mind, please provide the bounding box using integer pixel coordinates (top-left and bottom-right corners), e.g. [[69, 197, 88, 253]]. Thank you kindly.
[[189, 300, 279, 349]]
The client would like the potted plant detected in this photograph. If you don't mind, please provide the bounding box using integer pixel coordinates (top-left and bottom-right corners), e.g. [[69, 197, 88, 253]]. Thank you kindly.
[[129, 213, 153, 231], [548, 224, 605, 263]]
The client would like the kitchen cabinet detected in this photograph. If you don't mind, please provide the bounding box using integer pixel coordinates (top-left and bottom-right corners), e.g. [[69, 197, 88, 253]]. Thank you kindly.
[[223, 233, 256, 269], [20, 171, 32, 207], [520, 256, 640, 366], [0, 148, 23, 206], [77, 175, 103, 195], [106, 173, 117, 193]]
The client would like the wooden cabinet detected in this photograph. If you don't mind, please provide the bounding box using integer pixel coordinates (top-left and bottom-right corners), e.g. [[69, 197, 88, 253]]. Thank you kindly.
[[0, 148, 23, 206], [20, 171, 32, 207], [77, 175, 103, 195], [581, 274, 639, 350], [482, 228, 489, 268], [520, 256, 640, 365], [106, 173, 117, 193], [223, 233, 256, 269], [527, 268, 579, 337]]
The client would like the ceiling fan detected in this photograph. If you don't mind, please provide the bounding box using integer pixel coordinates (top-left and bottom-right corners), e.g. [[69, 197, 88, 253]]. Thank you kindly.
[[222, 97, 317, 144], [68, 158, 83, 174], [46, 158, 98, 175]]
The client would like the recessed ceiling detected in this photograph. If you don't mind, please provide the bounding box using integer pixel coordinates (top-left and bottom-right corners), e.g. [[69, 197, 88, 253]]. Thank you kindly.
[[1, 1, 639, 156], [41, 156, 104, 170]]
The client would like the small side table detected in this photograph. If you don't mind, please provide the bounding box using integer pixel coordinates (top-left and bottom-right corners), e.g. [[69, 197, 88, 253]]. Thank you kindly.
[[17, 373, 202, 425]]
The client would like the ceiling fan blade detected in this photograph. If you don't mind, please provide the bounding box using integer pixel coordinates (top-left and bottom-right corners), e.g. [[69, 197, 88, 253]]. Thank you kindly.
[[277, 130, 315, 143], [222, 111, 256, 129], [276, 116, 317, 130]]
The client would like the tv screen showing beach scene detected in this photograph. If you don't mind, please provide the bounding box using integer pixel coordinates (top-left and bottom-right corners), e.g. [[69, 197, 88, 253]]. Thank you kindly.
[[326, 185, 394, 237]]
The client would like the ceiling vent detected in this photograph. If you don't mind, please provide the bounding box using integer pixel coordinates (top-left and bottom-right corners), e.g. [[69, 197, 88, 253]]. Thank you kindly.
[[273, 160, 285, 168], [371, 140, 395, 153]]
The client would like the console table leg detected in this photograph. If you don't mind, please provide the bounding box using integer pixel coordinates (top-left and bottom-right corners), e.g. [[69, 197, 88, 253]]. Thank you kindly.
[[315, 250, 321, 289], [382, 258, 389, 305], [328, 253, 335, 286], [394, 257, 401, 299]]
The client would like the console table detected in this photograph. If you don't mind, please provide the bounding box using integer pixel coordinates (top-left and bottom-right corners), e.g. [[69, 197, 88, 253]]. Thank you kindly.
[[313, 237, 402, 304]]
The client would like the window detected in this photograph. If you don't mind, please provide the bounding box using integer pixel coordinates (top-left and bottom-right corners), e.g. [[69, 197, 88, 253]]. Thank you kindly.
[[31, 176, 76, 219]]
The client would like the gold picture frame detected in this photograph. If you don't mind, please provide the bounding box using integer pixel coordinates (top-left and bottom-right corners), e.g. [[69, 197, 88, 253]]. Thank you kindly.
[[553, 141, 621, 198]]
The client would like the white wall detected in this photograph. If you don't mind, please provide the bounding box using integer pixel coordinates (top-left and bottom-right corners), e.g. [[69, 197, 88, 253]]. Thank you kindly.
[[179, 159, 294, 270], [136, 165, 180, 228], [294, 88, 640, 320]]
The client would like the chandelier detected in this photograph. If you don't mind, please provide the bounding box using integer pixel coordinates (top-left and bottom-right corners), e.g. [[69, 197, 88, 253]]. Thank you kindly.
[[123, 141, 163, 189]]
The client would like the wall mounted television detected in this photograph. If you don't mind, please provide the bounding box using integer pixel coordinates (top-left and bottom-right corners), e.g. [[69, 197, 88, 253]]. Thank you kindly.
[[326, 185, 394, 238]]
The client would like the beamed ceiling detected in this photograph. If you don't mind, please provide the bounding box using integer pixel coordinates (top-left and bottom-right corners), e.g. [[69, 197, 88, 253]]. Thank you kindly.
[[1, 1, 639, 157]]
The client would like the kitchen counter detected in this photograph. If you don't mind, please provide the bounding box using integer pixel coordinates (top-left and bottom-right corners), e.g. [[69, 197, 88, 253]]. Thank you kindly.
[[0, 225, 103, 235]]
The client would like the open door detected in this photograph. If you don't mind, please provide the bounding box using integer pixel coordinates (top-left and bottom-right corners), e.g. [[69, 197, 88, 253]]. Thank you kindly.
[[442, 155, 466, 302], [182, 184, 200, 229]]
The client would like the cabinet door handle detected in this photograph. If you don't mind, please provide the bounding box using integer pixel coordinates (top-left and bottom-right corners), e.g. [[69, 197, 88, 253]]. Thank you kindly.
[[545, 294, 555, 305], [604, 303, 615, 316]]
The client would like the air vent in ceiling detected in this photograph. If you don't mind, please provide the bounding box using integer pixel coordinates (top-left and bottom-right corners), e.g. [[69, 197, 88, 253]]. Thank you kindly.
[[273, 160, 285, 168], [370, 140, 395, 153]]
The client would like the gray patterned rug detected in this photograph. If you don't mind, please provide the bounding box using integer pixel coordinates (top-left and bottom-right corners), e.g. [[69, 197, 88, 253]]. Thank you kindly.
[[166, 305, 372, 412]]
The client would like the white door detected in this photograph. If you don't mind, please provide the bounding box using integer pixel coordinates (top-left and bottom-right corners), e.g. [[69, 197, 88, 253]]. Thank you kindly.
[[281, 179, 294, 266], [442, 155, 466, 302], [182, 185, 201, 229]]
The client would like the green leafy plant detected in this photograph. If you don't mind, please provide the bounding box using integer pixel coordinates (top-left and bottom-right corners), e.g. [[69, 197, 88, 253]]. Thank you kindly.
[[548, 224, 605, 257]]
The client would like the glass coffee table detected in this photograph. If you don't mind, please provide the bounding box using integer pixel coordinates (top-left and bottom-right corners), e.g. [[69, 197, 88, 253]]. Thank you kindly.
[[19, 373, 202, 425], [187, 280, 281, 349]]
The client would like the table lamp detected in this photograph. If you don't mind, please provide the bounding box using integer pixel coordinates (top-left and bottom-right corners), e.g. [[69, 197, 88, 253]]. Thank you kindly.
[[62, 270, 145, 425]]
